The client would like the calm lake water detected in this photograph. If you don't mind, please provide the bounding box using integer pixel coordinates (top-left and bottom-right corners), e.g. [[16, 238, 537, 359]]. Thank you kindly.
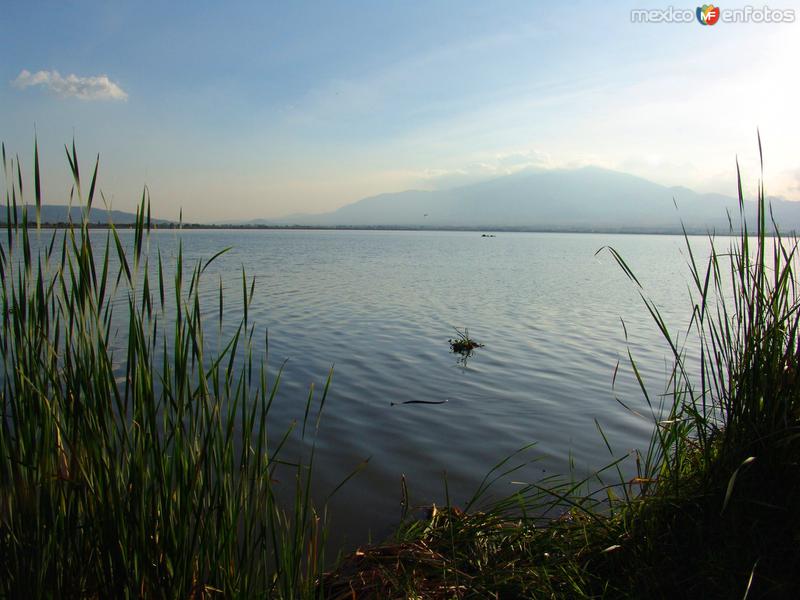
[[159, 229, 716, 546], [21, 228, 719, 547]]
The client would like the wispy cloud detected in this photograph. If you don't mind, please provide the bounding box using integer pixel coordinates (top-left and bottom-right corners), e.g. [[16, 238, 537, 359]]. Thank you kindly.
[[12, 69, 128, 101]]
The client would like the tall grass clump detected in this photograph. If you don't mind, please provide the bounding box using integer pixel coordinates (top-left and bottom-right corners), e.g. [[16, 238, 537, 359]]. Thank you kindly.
[[602, 141, 800, 596], [0, 141, 330, 598]]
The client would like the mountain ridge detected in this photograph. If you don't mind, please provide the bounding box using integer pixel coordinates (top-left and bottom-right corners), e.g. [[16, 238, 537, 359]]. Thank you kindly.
[[251, 166, 800, 233], [0, 204, 172, 225]]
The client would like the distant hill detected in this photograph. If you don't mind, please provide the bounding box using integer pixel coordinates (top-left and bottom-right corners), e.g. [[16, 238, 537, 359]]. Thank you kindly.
[[0, 205, 171, 225], [256, 167, 800, 233]]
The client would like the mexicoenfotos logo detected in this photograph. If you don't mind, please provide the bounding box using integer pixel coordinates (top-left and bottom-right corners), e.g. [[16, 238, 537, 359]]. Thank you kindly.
[[631, 4, 796, 23], [696, 4, 721, 24]]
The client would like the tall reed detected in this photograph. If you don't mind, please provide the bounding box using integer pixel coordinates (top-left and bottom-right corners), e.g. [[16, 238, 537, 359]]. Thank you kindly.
[[613, 139, 800, 495], [598, 139, 800, 597], [0, 141, 329, 598]]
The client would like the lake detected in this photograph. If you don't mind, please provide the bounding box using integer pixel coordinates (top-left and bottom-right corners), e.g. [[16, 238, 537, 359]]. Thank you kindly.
[[20, 228, 718, 548]]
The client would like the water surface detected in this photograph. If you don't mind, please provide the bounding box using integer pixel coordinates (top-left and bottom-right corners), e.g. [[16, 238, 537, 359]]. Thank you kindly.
[[18, 228, 716, 547], [141, 229, 709, 546]]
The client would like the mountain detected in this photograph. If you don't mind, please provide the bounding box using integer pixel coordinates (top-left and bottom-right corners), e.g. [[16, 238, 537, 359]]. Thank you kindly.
[[260, 167, 800, 233], [0, 205, 171, 225]]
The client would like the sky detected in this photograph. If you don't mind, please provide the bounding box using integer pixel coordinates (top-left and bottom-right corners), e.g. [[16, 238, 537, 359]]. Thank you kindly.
[[1, 0, 799, 222]]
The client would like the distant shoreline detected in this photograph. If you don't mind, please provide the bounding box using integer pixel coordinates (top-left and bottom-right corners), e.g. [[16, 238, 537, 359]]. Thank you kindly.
[[2, 221, 785, 236]]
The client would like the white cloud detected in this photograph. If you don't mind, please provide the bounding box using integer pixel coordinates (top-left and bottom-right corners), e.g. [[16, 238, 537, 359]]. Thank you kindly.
[[494, 149, 553, 170], [791, 168, 800, 194], [410, 149, 555, 190], [12, 69, 128, 101]]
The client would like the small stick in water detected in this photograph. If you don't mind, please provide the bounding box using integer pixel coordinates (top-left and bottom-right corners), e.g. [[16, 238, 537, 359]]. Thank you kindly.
[[390, 400, 449, 406]]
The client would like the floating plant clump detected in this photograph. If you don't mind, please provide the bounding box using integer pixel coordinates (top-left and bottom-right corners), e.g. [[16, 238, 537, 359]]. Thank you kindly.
[[449, 328, 484, 353]]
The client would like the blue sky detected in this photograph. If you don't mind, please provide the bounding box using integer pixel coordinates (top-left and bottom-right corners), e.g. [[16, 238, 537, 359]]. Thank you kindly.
[[1, 0, 799, 221]]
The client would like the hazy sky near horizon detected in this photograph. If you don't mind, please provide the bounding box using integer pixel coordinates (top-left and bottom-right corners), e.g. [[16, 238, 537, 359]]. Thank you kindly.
[[1, 0, 799, 222]]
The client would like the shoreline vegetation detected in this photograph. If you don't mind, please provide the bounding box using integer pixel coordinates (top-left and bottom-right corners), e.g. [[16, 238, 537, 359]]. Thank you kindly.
[[0, 219, 795, 237], [2, 141, 799, 598], [3, 204, 797, 237]]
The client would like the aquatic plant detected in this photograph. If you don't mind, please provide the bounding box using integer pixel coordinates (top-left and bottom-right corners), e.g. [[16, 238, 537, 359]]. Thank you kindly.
[[448, 327, 484, 354], [0, 141, 331, 597]]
